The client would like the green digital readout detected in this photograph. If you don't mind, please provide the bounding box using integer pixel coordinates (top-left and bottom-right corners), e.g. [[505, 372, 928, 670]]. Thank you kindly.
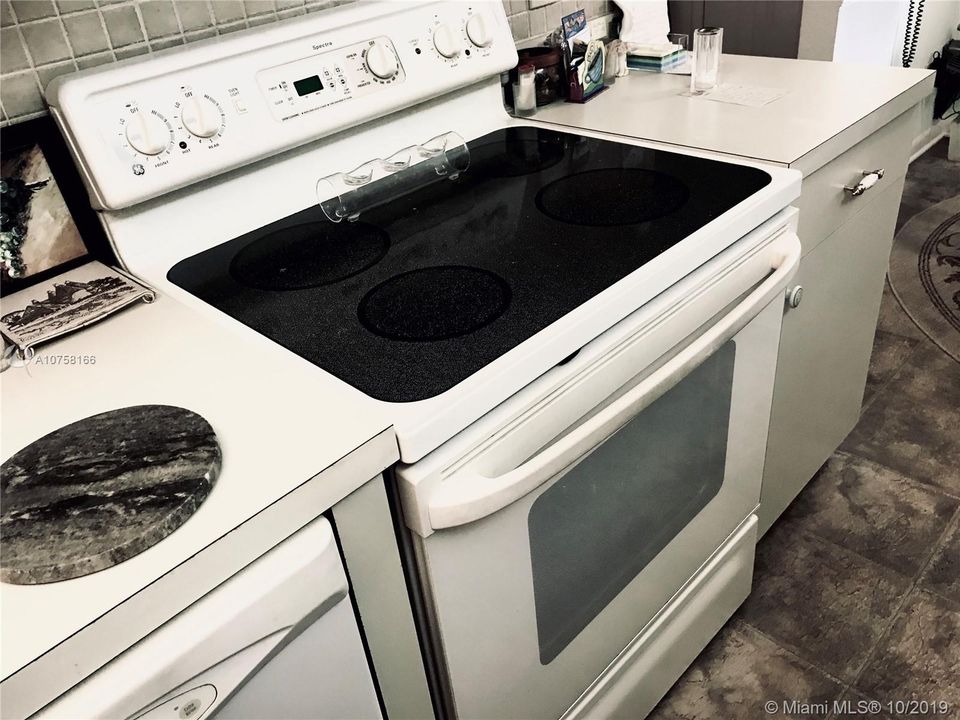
[[293, 75, 323, 96]]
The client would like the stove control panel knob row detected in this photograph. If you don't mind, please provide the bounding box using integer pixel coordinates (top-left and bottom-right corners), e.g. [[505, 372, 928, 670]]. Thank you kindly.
[[124, 109, 171, 155]]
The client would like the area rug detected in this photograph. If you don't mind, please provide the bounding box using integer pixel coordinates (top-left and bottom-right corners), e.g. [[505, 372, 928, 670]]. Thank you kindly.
[[888, 194, 960, 363]]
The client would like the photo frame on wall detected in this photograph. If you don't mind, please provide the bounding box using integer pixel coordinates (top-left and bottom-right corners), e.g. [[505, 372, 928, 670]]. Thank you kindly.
[[0, 116, 113, 297]]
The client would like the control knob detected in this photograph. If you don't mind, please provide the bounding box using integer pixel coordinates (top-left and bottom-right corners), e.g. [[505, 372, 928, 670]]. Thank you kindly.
[[432, 23, 462, 58], [180, 95, 222, 138], [125, 110, 170, 156], [466, 14, 493, 48], [365, 40, 399, 79]]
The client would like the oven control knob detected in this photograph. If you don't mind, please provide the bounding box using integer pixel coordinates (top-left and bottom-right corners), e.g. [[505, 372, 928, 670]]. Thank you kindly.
[[433, 23, 462, 58], [466, 14, 493, 48], [181, 95, 222, 138], [365, 40, 399, 79], [125, 110, 170, 156]]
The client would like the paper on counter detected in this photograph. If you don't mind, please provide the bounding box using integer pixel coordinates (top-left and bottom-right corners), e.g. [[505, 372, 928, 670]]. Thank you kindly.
[[702, 84, 788, 108]]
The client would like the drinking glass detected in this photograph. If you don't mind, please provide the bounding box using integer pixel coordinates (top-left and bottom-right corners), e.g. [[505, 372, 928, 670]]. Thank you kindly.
[[667, 33, 689, 51], [690, 27, 722, 94]]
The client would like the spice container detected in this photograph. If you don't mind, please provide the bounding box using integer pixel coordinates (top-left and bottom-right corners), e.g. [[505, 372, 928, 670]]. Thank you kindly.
[[517, 47, 564, 106], [513, 64, 537, 117]]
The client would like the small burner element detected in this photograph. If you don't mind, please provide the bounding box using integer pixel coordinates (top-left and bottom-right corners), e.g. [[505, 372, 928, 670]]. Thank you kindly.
[[536, 168, 690, 227], [470, 136, 566, 177], [359, 266, 511, 342], [231, 222, 389, 291]]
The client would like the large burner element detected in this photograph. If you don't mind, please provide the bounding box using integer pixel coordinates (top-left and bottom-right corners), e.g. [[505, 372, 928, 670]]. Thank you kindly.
[[231, 221, 389, 290], [536, 169, 690, 227], [358, 266, 511, 341], [0, 405, 221, 584], [470, 136, 566, 177]]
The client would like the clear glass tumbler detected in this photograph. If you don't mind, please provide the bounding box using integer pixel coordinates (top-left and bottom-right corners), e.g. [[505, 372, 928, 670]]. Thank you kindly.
[[690, 27, 722, 94]]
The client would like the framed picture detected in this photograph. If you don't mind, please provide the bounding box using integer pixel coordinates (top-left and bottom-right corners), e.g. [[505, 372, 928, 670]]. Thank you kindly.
[[0, 116, 112, 297]]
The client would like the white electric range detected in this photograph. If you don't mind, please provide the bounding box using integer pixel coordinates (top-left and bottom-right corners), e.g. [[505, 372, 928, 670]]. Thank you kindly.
[[40, 1, 803, 718]]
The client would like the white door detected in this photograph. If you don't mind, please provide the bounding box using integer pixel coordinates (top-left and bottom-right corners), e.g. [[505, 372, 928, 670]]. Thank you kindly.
[[398, 224, 801, 720]]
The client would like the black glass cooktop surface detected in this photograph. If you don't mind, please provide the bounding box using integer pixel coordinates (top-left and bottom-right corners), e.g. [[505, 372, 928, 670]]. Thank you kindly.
[[168, 127, 770, 402]]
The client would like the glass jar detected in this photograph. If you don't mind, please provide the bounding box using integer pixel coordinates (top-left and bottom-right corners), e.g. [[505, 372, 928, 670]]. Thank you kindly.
[[517, 47, 564, 106]]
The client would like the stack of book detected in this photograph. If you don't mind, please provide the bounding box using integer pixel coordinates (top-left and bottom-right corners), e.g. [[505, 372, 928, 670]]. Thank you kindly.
[[626, 43, 686, 72]]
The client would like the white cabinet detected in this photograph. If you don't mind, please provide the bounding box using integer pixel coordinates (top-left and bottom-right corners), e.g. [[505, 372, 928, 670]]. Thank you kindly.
[[758, 107, 916, 536]]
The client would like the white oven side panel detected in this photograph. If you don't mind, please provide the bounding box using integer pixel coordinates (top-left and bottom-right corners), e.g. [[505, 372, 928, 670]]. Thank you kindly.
[[35, 517, 381, 720]]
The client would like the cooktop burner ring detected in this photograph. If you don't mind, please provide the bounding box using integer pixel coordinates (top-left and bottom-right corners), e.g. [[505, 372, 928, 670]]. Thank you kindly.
[[535, 168, 690, 227], [230, 221, 389, 291], [358, 265, 511, 342], [469, 136, 566, 178]]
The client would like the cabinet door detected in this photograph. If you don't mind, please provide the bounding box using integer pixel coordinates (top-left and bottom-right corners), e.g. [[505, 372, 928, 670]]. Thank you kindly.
[[759, 176, 905, 537], [668, 1, 803, 58]]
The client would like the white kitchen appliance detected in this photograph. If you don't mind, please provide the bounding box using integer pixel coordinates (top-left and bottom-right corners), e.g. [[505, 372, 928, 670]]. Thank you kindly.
[[43, 1, 802, 718], [35, 517, 382, 720]]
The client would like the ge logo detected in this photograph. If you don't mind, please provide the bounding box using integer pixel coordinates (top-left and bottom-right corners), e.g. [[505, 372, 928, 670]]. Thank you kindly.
[[132, 163, 145, 176]]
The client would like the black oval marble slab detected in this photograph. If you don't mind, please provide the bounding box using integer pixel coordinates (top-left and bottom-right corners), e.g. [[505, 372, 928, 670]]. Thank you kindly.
[[1, 405, 221, 585]]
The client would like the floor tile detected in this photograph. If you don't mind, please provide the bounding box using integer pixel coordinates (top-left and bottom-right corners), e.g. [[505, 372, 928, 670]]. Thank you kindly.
[[738, 526, 912, 682], [855, 590, 960, 714], [920, 519, 960, 604], [648, 622, 843, 720], [781, 453, 957, 578], [876, 281, 925, 342], [863, 329, 920, 407], [841, 344, 960, 498]]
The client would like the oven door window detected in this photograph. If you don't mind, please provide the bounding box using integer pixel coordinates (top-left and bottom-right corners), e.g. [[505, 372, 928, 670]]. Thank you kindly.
[[528, 340, 735, 664]]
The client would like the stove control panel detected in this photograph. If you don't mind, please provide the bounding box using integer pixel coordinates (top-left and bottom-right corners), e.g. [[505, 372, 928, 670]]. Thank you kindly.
[[45, 1, 517, 210], [256, 37, 405, 124]]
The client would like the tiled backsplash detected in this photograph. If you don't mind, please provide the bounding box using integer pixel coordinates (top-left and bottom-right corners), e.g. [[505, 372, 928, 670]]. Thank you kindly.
[[0, 0, 612, 127]]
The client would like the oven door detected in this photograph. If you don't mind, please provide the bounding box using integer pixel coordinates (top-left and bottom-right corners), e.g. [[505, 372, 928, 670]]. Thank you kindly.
[[398, 226, 800, 720]]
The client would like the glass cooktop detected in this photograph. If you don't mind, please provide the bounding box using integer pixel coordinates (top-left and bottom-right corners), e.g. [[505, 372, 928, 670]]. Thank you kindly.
[[168, 127, 770, 402]]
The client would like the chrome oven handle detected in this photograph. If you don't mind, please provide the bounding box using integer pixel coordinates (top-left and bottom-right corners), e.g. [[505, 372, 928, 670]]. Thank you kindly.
[[426, 235, 802, 531], [843, 168, 884, 197]]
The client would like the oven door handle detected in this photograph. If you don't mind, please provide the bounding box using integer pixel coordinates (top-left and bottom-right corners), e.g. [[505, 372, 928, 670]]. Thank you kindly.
[[427, 236, 801, 531]]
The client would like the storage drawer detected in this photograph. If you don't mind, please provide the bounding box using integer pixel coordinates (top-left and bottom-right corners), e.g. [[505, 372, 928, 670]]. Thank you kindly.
[[759, 176, 905, 538], [560, 516, 758, 720], [795, 108, 915, 256]]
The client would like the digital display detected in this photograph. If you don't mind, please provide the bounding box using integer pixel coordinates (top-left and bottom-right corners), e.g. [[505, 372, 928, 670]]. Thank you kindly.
[[293, 75, 323, 96]]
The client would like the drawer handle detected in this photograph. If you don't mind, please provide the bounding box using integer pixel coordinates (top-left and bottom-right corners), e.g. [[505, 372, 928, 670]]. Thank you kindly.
[[844, 168, 885, 197]]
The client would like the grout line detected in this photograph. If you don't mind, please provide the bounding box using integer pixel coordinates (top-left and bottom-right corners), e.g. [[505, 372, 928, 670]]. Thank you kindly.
[[830, 449, 960, 504], [844, 502, 960, 698], [732, 617, 852, 690], [13, 22, 37, 68]]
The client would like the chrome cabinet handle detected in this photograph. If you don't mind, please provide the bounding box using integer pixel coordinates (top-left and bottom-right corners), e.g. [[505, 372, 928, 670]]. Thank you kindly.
[[844, 168, 885, 197]]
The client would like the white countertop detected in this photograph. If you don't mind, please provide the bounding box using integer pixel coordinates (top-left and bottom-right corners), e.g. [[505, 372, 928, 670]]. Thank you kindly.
[[536, 54, 934, 171], [0, 291, 397, 718]]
